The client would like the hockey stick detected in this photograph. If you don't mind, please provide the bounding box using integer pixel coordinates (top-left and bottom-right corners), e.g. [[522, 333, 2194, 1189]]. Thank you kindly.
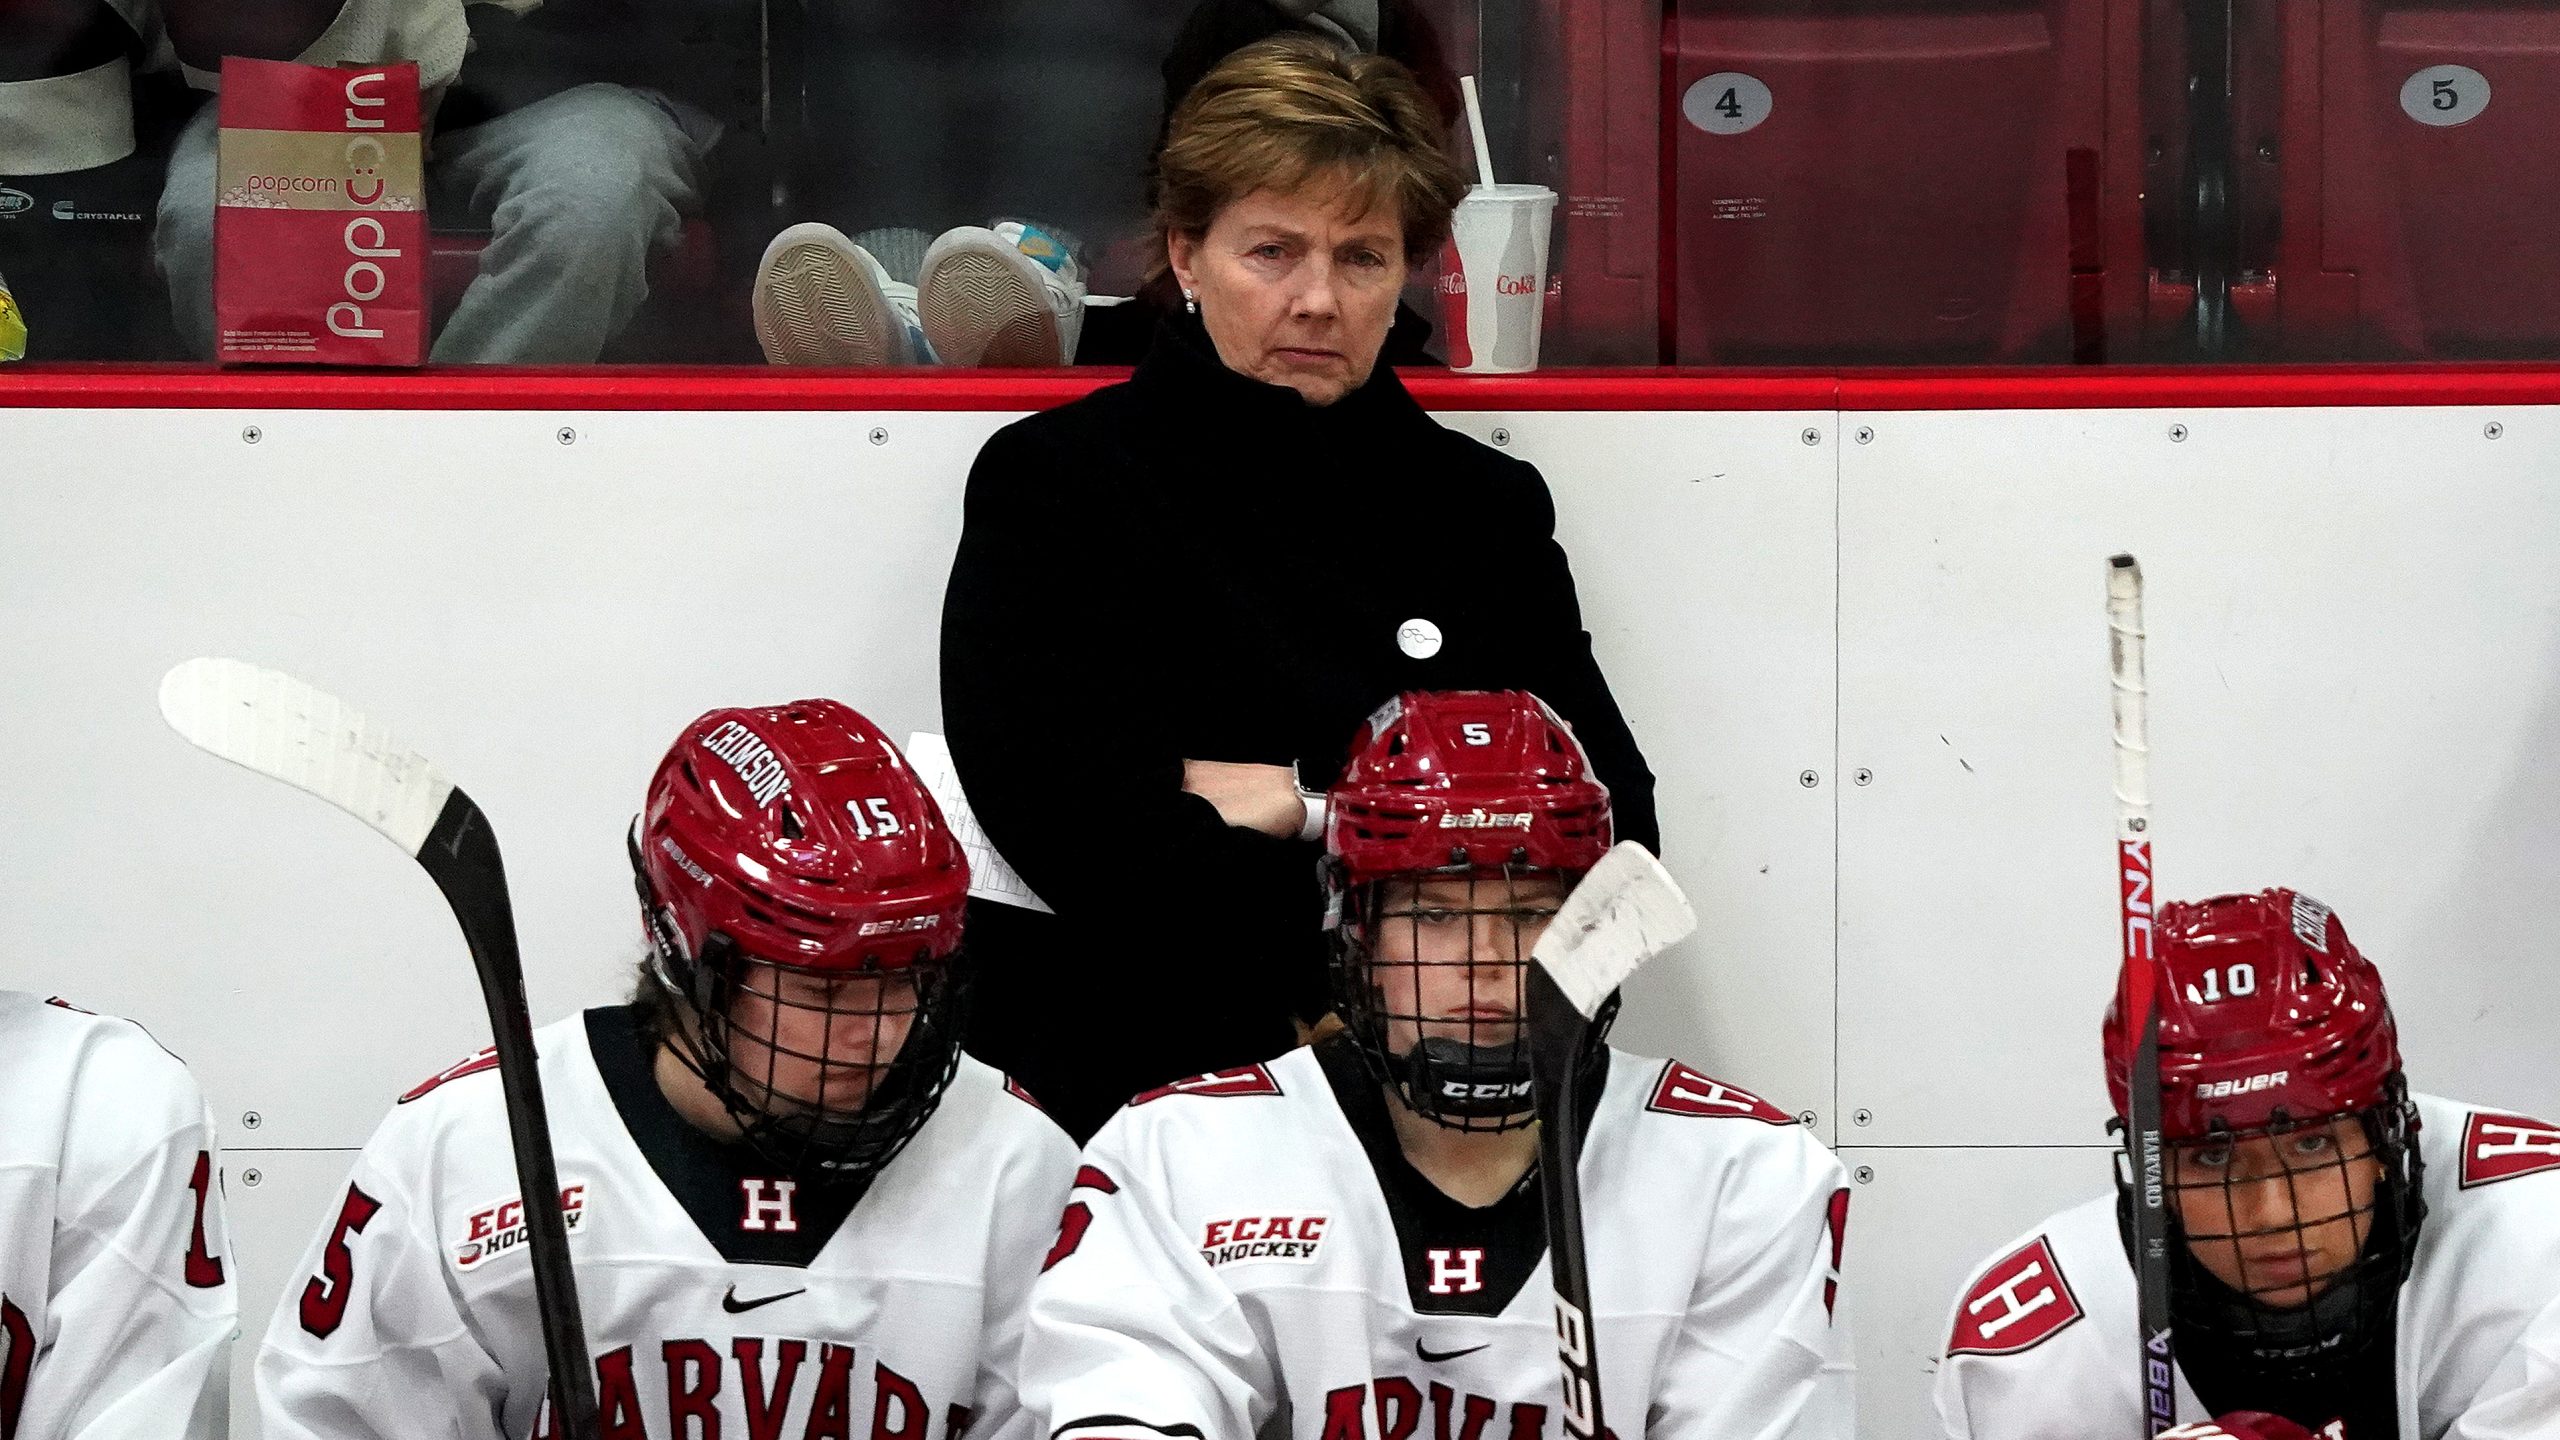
[[157, 658, 600, 1440], [2107, 558, 2177, 1437], [1523, 840, 1699, 1440]]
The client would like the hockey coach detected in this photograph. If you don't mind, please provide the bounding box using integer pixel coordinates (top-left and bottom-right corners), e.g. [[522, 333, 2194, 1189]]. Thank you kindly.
[[940, 36, 1657, 1141]]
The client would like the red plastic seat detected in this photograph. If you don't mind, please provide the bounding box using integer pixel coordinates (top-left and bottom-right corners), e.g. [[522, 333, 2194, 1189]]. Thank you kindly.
[[1664, 0, 2156, 364], [2262, 1, 2560, 357]]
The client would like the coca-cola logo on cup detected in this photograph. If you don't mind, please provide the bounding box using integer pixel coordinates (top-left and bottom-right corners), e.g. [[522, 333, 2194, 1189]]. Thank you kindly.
[[1497, 273, 1538, 296]]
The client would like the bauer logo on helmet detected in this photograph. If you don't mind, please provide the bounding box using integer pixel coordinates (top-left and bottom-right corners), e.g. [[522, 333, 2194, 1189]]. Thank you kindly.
[[1439, 809, 1533, 831], [856, 914, 940, 938], [657, 836, 714, 887], [2196, 1071, 2291, 1101]]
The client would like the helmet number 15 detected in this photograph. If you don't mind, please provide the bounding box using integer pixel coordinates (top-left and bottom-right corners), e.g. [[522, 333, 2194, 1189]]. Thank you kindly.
[[845, 797, 902, 840], [2188, 963, 2257, 1003]]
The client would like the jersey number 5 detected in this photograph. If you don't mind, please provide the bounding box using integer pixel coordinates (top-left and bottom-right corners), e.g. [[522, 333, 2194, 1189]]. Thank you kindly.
[[1042, 1165, 1120, 1272], [300, 1183, 384, 1338]]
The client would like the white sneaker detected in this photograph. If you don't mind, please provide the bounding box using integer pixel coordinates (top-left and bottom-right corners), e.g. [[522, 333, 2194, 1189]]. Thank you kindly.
[[753, 222, 931, 366], [918, 220, 1088, 367]]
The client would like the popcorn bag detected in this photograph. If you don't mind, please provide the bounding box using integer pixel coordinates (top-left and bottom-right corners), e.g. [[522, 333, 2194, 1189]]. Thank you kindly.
[[215, 58, 426, 365]]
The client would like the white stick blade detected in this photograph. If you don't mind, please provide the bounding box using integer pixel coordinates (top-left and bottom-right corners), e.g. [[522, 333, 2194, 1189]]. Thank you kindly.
[[1530, 841, 1698, 1020], [2106, 554, 2152, 831], [158, 658, 456, 857]]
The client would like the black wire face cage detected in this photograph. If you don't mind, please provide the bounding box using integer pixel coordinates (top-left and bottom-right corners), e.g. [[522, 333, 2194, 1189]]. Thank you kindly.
[[2116, 1080, 2426, 1371], [1332, 863, 1602, 1133], [649, 922, 968, 1187]]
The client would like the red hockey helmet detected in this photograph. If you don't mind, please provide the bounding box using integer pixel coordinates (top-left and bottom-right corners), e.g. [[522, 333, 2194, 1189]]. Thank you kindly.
[[632, 700, 970, 1182], [2104, 889, 2402, 1140], [2102, 889, 2424, 1372], [1326, 690, 1613, 884], [1324, 691, 1614, 1131]]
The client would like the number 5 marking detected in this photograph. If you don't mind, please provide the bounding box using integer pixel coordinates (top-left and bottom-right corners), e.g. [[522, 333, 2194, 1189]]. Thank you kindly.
[[300, 1183, 383, 1338]]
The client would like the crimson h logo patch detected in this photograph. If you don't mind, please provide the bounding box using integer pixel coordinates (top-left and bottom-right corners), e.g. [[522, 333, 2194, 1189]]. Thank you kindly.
[[1947, 1237, 2083, 1356], [1426, 1247, 1485, 1296], [740, 1178, 799, 1233]]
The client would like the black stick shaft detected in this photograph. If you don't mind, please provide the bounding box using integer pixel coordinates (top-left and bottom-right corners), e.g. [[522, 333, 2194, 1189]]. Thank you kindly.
[[423, 792, 600, 1440], [1526, 965, 1606, 1440]]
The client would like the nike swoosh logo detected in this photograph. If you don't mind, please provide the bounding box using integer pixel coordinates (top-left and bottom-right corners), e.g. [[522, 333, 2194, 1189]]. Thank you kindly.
[[721, 1285, 805, 1314], [1415, 1340, 1489, 1363]]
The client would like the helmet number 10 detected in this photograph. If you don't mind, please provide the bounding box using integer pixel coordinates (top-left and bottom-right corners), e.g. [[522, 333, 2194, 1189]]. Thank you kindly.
[[845, 797, 903, 840], [2190, 963, 2257, 1003]]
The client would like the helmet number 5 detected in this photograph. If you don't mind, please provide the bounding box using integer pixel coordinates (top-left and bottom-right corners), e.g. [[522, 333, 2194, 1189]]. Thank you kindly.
[[1461, 723, 1493, 746], [845, 796, 902, 839]]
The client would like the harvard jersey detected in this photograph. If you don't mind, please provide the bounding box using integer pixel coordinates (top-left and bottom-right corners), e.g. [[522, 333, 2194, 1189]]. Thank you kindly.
[[1935, 1094, 2560, 1440], [258, 1006, 1078, 1440], [1023, 1040, 1855, 1440], [0, 991, 235, 1440]]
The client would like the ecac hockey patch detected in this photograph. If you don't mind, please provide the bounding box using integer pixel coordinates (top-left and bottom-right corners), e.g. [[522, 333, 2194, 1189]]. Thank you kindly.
[[1199, 1213, 1328, 1267], [2459, 1110, 2560, 1189], [453, 1185, 589, 1270]]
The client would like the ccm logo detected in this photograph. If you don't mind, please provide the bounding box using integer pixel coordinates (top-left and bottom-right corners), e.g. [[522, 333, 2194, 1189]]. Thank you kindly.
[[1439, 810, 1531, 830], [1441, 1078, 1531, 1102], [2197, 1071, 2289, 1100]]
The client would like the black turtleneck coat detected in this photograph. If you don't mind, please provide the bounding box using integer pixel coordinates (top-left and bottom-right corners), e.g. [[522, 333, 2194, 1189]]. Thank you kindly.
[[939, 316, 1659, 1140]]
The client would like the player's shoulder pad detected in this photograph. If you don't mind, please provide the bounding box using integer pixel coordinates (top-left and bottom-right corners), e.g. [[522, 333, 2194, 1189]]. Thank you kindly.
[[1642, 1059, 1800, 1126], [1947, 1233, 2086, 1358], [1128, 1063, 1284, 1107], [399, 1045, 500, 1104], [41, 994, 195, 1071], [2454, 1108, 2560, 1190]]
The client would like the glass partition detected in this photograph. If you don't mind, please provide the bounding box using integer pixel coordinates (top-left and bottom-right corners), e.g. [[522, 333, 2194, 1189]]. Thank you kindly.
[[2, 0, 2557, 370]]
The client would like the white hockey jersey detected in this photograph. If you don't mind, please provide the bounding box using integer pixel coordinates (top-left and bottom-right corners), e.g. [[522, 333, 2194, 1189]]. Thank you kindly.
[[0, 991, 235, 1440], [258, 1005, 1079, 1440], [1935, 1094, 2560, 1440], [1022, 1041, 1855, 1440]]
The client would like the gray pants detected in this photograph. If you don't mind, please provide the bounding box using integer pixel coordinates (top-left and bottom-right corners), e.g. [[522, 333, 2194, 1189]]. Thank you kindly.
[[155, 83, 713, 363]]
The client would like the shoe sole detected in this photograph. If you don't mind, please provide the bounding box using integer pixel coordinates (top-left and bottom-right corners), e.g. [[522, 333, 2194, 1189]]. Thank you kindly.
[[920, 248, 1062, 367], [754, 233, 900, 366]]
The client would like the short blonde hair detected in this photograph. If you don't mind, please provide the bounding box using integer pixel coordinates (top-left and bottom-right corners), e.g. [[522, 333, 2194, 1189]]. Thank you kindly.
[[1155, 35, 1466, 270]]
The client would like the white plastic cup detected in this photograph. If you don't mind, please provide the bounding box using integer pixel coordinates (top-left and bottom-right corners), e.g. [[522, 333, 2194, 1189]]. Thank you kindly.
[[1439, 184, 1556, 374]]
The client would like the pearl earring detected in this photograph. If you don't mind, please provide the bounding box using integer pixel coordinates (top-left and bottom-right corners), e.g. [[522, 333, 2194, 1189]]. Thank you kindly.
[[1183, 288, 1199, 315]]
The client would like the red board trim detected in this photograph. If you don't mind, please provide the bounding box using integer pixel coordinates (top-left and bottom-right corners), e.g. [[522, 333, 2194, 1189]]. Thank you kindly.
[[11, 363, 2560, 413]]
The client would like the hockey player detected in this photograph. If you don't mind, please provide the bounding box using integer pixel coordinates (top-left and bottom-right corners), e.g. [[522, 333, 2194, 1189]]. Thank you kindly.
[[1021, 689, 1854, 1440], [259, 701, 1079, 1440], [0, 989, 235, 1440], [1936, 889, 2560, 1440]]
